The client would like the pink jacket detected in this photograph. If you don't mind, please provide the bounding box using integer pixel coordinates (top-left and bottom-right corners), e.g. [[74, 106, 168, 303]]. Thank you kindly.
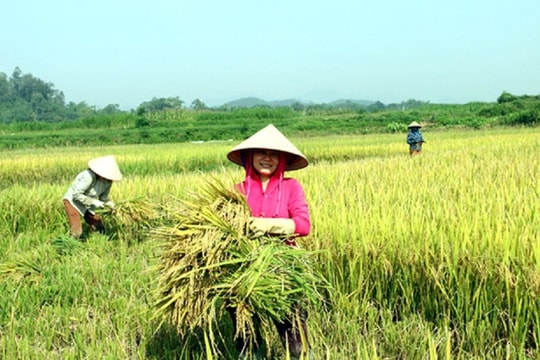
[[237, 151, 311, 237]]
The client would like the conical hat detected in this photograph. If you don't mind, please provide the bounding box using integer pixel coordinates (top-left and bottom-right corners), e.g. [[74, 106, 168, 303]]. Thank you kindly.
[[227, 124, 308, 171], [87, 155, 123, 181], [408, 121, 422, 128]]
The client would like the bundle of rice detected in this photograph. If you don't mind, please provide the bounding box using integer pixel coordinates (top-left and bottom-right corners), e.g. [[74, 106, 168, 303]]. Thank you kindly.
[[99, 197, 162, 243], [151, 177, 325, 356]]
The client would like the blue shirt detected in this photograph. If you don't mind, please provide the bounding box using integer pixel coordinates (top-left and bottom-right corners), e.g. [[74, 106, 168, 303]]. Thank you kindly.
[[407, 129, 424, 150]]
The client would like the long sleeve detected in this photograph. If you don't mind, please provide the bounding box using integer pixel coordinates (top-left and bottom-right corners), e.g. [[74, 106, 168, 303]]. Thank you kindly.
[[285, 179, 311, 236], [69, 170, 98, 208], [242, 176, 311, 237], [64, 170, 113, 215]]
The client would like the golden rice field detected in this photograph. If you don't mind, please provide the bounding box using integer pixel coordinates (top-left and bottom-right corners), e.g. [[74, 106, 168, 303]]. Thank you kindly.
[[0, 126, 539, 359]]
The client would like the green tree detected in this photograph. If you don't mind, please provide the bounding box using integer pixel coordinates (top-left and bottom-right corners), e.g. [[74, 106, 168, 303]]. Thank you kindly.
[[5, 67, 66, 121], [367, 101, 386, 112], [191, 98, 207, 110], [0, 73, 13, 102], [291, 101, 305, 112], [139, 96, 184, 111], [100, 104, 121, 115], [65, 101, 96, 120], [497, 91, 517, 104], [10, 67, 23, 95]]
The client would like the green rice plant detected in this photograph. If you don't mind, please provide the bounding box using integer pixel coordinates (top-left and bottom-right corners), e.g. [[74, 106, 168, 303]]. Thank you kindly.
[[0, 257, 42, 285], [299, 128, 540, 358], [151, 177, 327, 358], [51, 235, 85, 256], [1, 127, 539, 358], [0, 245, 51, 285]]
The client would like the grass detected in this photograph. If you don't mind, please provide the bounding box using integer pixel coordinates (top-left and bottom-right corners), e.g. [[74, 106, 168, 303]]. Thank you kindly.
[[0, 126, 539, 359]]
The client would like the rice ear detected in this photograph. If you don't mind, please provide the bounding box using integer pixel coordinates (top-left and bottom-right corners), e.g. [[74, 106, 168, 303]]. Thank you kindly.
[[98, 197, 163, 243]]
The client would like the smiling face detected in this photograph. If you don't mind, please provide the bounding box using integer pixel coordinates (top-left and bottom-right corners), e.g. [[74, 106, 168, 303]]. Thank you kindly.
[[252, 149, 280, 180]]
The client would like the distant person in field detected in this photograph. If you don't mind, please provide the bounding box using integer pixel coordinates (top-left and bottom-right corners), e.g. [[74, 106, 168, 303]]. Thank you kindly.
[[63, 155, 122, 239], [227, 124, 313, 359], [407, 121, 425, 156]]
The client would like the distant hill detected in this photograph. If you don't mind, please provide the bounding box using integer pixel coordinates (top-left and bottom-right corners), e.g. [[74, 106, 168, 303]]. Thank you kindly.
[[222, 97, 301, 108], [222, 97, 270, 108], [221, 97, 375, 108], [328, 99, 375, 107]]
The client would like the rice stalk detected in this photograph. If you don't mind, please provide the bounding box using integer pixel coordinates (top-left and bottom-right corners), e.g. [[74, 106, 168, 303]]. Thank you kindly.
[[51, 235, 85, 256], [0, 256, 43, 284]]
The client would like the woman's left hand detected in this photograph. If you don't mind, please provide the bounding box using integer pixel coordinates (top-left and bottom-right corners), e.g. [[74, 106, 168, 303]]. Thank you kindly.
[[249, 217, 295, 237]]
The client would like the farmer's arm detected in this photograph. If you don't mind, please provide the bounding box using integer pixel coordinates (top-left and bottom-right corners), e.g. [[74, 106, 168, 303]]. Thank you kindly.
[[71, 170, 97, 207], [248, 179, 311, 237]]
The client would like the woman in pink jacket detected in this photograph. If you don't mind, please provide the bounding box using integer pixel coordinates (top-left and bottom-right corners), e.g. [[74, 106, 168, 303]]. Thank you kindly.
[[227, 124, 312, 359]]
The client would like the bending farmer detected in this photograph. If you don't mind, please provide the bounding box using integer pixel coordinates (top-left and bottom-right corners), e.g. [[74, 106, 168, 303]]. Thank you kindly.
[[63, 155, 123, 239]]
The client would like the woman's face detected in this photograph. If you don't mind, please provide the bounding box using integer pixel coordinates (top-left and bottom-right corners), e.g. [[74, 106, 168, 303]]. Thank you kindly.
[[252, 149, 280, 178]]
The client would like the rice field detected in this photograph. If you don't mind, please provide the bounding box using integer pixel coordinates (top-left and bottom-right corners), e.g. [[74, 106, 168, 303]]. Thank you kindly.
[[0, 127, 539, 359]]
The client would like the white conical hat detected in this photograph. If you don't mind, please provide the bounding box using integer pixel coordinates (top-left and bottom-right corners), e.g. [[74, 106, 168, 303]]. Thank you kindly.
[[87, 155, 123, 181], [227, 124, 308, 171], [408, 121, 422, 128]]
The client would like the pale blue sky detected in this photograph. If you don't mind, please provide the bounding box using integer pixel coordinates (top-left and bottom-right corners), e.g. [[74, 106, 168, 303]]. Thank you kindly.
[[1, 0, 539, 109]]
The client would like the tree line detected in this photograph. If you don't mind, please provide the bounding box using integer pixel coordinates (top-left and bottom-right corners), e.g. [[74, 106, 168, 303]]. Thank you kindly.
[[0, 67, 439, 124], [1, 67, 539, 129], [0, 67, 194, 123]]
